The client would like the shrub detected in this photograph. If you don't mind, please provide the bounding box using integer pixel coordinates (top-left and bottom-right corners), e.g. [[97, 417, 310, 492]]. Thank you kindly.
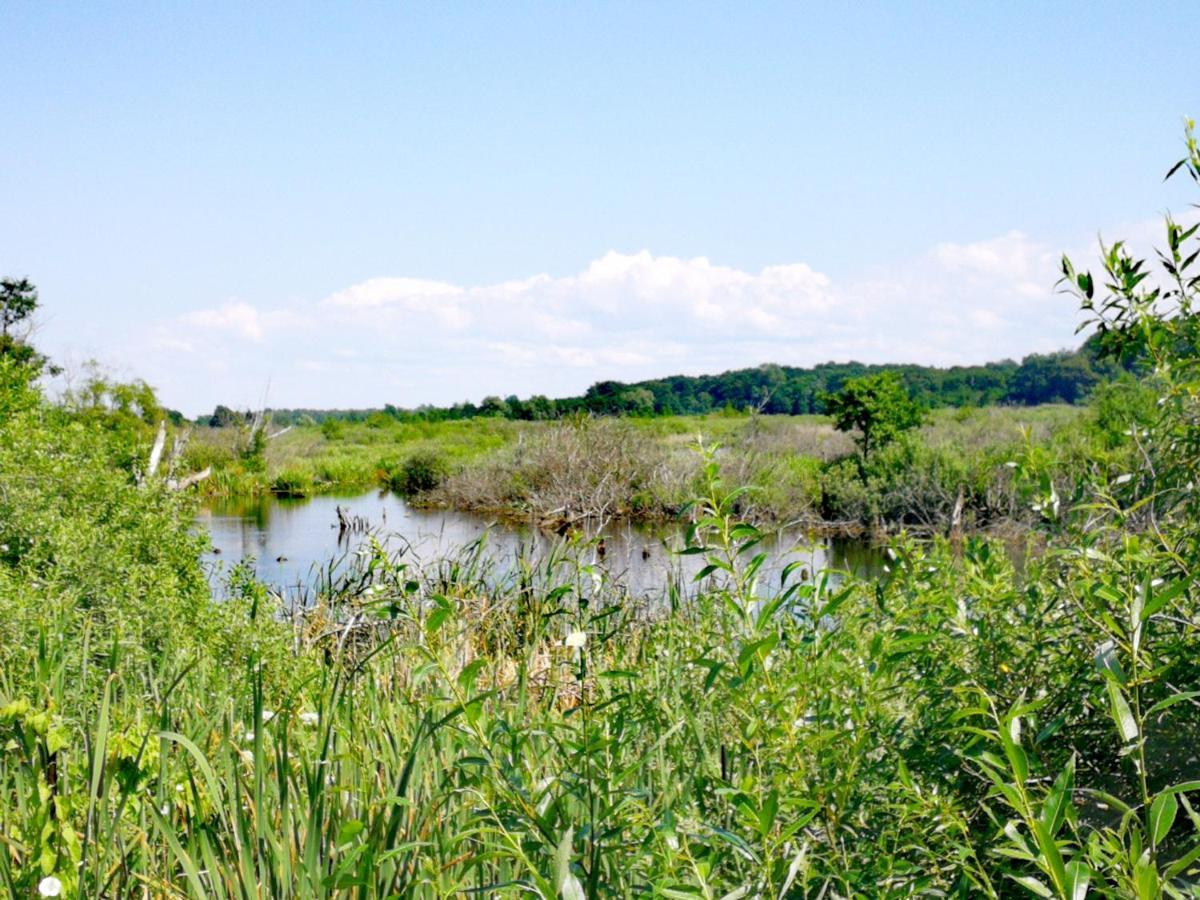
[[389, 451, 449, 495]]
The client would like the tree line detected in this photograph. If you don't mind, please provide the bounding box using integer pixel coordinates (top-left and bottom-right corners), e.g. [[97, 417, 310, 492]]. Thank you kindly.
[[245, 335, 1129, 428]]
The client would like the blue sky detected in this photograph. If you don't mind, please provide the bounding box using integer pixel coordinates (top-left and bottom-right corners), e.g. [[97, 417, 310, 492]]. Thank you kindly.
[[1, 1, 1195, 414]]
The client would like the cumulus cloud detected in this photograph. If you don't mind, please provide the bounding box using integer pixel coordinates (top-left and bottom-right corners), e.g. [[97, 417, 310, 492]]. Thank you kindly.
[[181, 300, 266, 342], [134, 231, 1111, 413]]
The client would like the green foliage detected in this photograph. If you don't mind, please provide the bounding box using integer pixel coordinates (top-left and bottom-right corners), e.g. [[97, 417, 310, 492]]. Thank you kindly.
[[261, 337, 1119, 426], [239, 424, 268, 473], [270, 465, 314, 496], [388, 450, 450, 495], [0, 277, 38, 336], [0, 277, 58, 375], [320, 417, 345, 440], [822, 371, 926, 463]]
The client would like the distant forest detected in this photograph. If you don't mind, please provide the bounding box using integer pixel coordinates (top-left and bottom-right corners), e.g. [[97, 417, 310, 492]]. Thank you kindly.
[[202, 336, 1131, 427]]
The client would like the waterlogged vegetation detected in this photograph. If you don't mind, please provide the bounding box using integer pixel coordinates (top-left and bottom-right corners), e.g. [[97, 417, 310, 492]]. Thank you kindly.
[[187, 398, 1136, 536], [1, 127, 1199, 897]]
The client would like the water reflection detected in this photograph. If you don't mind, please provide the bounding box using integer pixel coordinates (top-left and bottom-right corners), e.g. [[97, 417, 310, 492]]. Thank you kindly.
[[197, 491, 884, 600]]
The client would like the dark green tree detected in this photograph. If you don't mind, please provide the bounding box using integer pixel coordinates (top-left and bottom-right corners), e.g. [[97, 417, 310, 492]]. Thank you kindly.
[[822, 371, 926, 463], [0, 277, 57, 373], [479, 395, 510, 417]]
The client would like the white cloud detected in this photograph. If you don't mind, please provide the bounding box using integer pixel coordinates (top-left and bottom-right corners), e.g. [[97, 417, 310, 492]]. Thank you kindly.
[[323, 277, 460, 309], [131, 228, 1142, 413], [181, 300, 265, 342]]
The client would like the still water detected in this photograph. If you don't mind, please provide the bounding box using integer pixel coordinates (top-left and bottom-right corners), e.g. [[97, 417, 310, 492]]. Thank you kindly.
[[198, 491, 884, 599]]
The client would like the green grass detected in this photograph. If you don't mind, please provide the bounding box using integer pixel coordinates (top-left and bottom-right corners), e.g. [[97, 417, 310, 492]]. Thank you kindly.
[[189, 416, 525, 497]]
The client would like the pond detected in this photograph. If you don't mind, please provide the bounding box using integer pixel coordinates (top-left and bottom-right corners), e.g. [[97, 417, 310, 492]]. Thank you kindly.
[[198, 491, 885, 600]]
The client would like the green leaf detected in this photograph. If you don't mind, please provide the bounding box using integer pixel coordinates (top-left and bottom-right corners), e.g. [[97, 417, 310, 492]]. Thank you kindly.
[[1141, 579, 1187, 622], [1150, 792, 1178, 847], [1041, 757, 1075, 838], [456, 659, 486, 694], [1008, 874, 1054, 897], [336, 819, 364, 846], [1107, 681, 1139, 743], [1064, 860, 1092, 900], [1146, 691, 1200, 717], [1133, 855, 1159, 900]]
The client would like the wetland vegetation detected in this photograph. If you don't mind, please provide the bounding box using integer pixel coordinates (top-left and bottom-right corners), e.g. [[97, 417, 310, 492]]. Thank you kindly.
[[1, 128, 1199, 898]]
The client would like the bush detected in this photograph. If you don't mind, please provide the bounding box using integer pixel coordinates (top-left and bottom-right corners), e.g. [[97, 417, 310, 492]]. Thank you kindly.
[[388, 451, 449, 495]]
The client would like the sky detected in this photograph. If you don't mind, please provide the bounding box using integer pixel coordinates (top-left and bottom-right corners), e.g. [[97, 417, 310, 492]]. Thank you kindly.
[[1, 1, 1196, 416]]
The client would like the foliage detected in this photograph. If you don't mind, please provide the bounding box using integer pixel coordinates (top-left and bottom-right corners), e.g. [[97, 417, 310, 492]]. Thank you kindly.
[[191, 400, 1135, 535], [260, 337, 1122, 427], [320, 417, 346, 440], [821, 371, 927, 463], [0, 276, 58, 374], [2, 122, 1198, 900], [387, 450, 450, 495]]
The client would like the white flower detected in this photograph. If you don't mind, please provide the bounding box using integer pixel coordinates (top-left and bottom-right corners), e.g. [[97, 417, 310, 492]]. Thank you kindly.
[[299, 711, 320, 726], [564, 631, 587, 649], [261, 710, 275, 723], [243, 731, 257, 742], [39, 876, 63, 897]]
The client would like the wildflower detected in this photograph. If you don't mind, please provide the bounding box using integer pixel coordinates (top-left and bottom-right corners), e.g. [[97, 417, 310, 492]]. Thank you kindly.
[[39, 876, 63, 897], [261, 710, 275, 723], [299, 711, 320, 726], [243, 731, 256, 742], [564, 631, 587, 649]]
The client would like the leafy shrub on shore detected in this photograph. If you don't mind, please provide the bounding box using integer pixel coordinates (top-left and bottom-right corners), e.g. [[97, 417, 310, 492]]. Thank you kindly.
[[387, 450, 450, 495]]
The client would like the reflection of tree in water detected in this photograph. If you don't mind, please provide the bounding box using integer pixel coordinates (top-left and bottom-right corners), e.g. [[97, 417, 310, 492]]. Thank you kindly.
[[827, 536, 886, 580]]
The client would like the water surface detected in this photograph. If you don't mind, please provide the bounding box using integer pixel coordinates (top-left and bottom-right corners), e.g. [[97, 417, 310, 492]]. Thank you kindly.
[[198, 491, 883, 599]]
